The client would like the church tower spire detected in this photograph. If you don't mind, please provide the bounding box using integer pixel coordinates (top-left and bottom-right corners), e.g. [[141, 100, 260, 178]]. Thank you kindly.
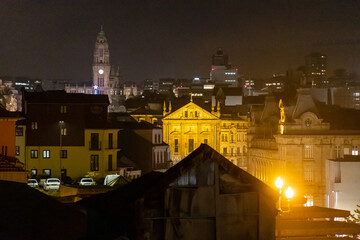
[[92, 26, 111, 95]]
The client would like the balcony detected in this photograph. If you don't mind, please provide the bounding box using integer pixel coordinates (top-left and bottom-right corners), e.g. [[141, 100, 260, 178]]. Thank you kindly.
[[89, 141, 102, 151]]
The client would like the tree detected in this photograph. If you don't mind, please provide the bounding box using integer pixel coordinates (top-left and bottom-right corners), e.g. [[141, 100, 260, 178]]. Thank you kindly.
[[346, 205, 360, 224]]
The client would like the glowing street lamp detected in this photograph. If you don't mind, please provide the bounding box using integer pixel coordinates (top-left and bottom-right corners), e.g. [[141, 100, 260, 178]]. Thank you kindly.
[[285, 186, 294, 212], [275, 177, 283, 192], [285, 186, 294, 199], [275, 177, 284, 211]]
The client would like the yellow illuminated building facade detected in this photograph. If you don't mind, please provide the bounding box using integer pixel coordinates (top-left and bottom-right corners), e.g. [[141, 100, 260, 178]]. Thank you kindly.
[[162, 99, 249, 168], [25, 128, 120, 180]]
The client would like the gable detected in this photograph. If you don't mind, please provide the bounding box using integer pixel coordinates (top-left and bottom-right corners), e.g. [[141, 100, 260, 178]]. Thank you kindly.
[[292, 93, 320, 119], [163, 102, 219, 120]]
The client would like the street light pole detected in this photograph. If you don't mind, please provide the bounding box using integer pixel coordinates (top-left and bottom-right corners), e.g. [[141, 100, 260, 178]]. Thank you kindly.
[[275, 176, 284, 212], [59, 121, 64, 181]]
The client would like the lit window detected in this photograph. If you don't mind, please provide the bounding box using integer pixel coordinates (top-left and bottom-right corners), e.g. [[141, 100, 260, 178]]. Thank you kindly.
[[16, 146, 20, 156], [304, 145, 313, 159], [352, 146, 358, 156], [30, 150, 38, 159], [43, 150, 50, 159], [304, 195, 314, 207], [31, 169, 37, 176], [61, 128, 67, 136], [43, 169, 51, 176], [31, 122, 38, 130]]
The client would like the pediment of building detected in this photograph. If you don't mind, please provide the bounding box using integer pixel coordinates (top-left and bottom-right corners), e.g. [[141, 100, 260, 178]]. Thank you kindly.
[[163, 102, 219, 120]]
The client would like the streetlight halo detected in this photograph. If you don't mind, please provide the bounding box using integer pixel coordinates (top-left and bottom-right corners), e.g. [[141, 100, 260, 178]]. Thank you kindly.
[[275, 176, 283, 190], [285, 186, 294, 199]]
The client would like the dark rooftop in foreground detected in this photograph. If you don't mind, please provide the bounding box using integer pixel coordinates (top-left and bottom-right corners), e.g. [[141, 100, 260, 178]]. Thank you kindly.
[[24, 90, 109, 104]]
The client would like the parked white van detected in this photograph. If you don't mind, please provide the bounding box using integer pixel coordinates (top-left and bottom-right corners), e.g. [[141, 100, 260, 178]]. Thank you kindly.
[[104, 174, 120, 187]]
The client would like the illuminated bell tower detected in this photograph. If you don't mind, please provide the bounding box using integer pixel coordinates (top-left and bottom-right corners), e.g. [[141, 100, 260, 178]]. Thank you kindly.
[[92, 26, 111, 95]]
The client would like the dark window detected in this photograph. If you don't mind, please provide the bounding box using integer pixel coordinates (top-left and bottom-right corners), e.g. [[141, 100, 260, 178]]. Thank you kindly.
[[204, 139, 208, 145], [108, 133, 113, 149], [185, 111, 188, 118], [117, 157, 121, 169], [60, 150, 67, 158], [61, 169, 67, 178], [90, 155, 99, 171], [43, 169, 51, 176], [16, 146, 20, 156], [189, 139, 194, 152], [195, 111, 198, 117], [15, 127, 23, 136], [175, 139, 178, 153], [30, 150, 38, 158], [90, 133, 100, 150], [1, 146, 7, 155], [43, 150, 50, 159], [60, 105, 67, 114], [223, 147, 227, 154], [108, 155, 113, 171]]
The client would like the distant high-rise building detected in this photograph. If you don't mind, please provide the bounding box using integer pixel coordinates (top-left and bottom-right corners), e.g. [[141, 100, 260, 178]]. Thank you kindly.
[[305, 52, 327, 87], [210, 47, 239, 87]]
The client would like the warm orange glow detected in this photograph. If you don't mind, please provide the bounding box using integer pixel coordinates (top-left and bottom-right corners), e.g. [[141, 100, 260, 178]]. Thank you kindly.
[[285, 186, 294, 199], [275, 176, 283, 190], [280, 124, 284, 135]]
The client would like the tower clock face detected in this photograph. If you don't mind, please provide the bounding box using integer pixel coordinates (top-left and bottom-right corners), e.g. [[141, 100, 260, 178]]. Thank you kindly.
[[98, 69, 104, 74]]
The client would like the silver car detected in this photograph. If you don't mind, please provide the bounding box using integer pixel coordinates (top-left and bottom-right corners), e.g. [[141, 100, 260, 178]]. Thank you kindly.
[[27, 179, 39, 188], [43, 178, 60, 191], [79, 178, 95, 186]]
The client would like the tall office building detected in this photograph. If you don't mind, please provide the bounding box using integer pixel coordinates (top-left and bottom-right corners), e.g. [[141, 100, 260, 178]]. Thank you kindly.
[[210, 47, 239, 88], [305, 52, 327, 87]]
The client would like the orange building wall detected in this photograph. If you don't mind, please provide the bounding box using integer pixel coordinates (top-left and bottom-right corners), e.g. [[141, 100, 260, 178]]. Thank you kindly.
[[0, 120, 16, 157]]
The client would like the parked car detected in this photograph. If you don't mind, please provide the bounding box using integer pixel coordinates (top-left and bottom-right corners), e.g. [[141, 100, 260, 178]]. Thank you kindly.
[[79, 178, 95, 186], [43, 178, 61, 191], [27, 179, 39, 188]]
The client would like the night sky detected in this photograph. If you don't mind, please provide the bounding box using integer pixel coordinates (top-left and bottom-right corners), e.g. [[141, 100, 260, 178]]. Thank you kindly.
[[0, 0, 360, 84]]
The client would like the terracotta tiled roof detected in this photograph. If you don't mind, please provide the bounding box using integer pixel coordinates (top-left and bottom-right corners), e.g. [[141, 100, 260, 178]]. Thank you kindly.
[[0, 155, 25, 171]]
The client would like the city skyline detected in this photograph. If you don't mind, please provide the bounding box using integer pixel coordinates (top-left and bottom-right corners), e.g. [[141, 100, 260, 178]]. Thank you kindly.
[[0, 0, 360, 83]]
